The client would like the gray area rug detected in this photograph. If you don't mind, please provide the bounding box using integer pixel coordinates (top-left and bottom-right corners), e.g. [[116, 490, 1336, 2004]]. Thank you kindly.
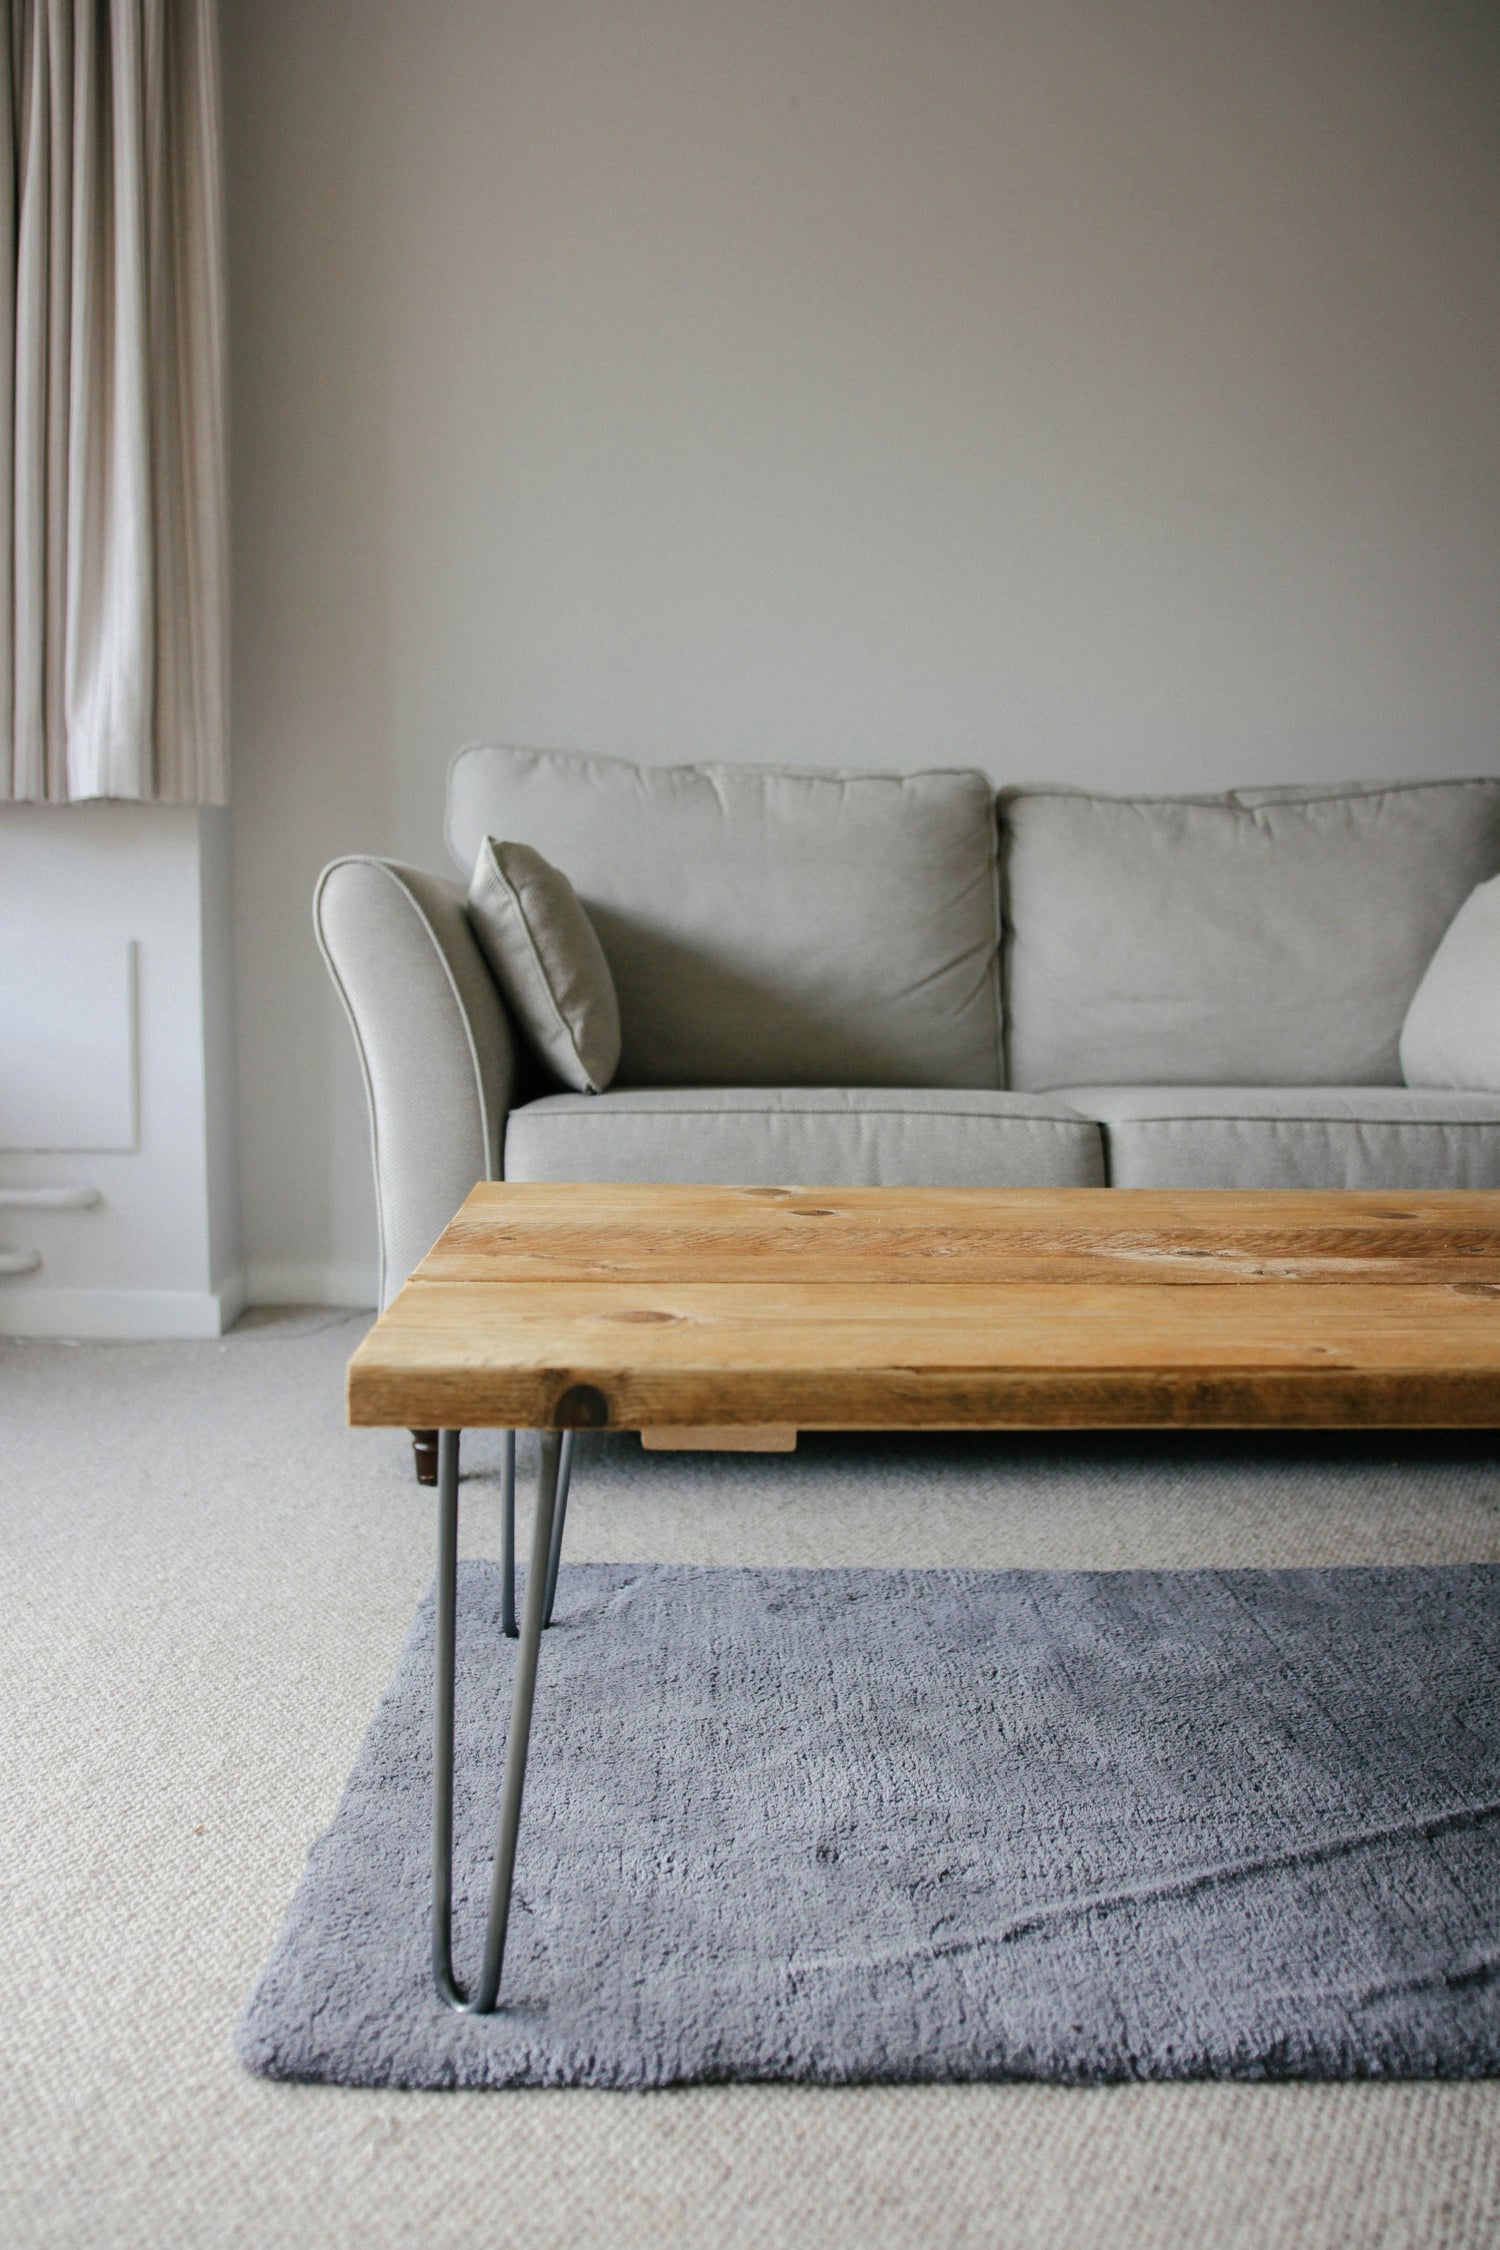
[[236, 1559, 1500, 2088]]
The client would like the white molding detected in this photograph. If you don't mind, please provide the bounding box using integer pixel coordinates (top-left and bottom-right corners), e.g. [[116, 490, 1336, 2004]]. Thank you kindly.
[[0, 1277, 246, 1340], [216, 1267, 248, 1332], [244, 1260, 378, 1310], [0, 1186, 101, 1209]]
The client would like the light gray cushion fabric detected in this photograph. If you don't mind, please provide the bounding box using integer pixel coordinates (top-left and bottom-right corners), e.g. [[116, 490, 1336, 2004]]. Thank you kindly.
[[1056, 1084, 1500, 1190], [1401, 874, 1500, 1092], [467, 839, 621, 1094], [1003, 779, 1500, 1090], [448, 744, 1003, 1090], [314, 860, 517, 1305], [505, 1087, 1103, 1188]]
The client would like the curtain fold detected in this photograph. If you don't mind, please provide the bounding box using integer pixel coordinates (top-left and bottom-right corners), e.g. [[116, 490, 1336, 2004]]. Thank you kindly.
[[0, 0, 226, 804]]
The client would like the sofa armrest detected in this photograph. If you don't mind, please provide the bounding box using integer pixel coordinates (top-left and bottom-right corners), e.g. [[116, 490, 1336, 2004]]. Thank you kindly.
[[314, 858, 518, 1306]]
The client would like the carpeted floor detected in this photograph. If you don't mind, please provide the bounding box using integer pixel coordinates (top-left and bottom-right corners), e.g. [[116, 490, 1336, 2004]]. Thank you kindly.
[[5, 1310, 1500, 2245]]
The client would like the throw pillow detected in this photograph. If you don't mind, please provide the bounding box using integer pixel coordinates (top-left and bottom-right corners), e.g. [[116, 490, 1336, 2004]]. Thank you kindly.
[[1400, 874, 1500, 1091], [467, 838, 621, 1093]]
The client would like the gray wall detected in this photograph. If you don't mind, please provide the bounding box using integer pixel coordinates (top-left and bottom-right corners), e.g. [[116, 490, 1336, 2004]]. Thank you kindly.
[[224, 0, 1500, 1301]]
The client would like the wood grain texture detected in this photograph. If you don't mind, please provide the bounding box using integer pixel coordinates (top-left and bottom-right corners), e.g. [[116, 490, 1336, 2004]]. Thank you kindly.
[[414, 1182, 1500, 1287], [348, 1183, 1500, 1432]]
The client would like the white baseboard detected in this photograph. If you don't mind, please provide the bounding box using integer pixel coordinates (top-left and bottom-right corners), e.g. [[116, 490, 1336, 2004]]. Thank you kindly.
[[0, 1263, 376, 1337], [217, 1268, 248, 1331], [244, 1260, 379, 1310], [0, 1272, 247, 1339]]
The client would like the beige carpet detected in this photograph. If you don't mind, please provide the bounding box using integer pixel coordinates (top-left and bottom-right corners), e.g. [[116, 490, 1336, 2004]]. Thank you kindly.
[[4, 1311, 1500, 2249]]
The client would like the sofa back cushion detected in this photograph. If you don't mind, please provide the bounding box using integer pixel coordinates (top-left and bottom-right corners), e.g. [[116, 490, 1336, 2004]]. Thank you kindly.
[[448, 745, 1003, 1088], [1002, 779, 1500, 1089]]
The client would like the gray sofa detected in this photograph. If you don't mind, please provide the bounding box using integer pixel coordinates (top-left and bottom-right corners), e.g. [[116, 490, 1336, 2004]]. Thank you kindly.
[[316, 746, 1500, 1311]]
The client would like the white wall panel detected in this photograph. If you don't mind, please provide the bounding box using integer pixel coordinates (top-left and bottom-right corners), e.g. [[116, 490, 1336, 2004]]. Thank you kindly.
[[0, 806, 243, 1334], [0, 935, 136, 1151]]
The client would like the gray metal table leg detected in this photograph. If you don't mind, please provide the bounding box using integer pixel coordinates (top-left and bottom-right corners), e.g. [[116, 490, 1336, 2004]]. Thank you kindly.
[[501, 1430, 570, 1638], [542, 1430, 574, 1628], [500, 1430, 517, 1638], [432, 1425, 564, 2013]]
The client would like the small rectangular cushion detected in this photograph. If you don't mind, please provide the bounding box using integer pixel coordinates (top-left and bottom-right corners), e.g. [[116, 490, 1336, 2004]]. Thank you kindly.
[[1003, 779, 1500, 1090], [467, 839, 621, 1093], [1057, 1084, 1500, 1190], [504, 1087, 1104, 1188], [449, 745, 1003, 1090]]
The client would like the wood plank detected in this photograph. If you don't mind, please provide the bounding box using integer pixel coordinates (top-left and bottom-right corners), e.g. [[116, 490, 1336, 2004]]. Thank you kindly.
[[413, 1182, 1500, 1288], [349, 1281, 1500, 1429], [365, 1279, 1500, 1359], [350, 1358, 1500, 1434], [429, 1182, 1500, 1235]]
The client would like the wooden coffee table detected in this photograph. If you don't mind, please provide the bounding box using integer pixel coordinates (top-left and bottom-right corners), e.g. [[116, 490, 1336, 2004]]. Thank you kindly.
[[348, 1181, 1500, 2012]]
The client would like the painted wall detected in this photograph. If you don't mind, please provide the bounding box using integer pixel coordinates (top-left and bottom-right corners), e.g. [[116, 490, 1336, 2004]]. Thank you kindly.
[[0, 805, 241, 1336], [223, 0, 1500, 1303]]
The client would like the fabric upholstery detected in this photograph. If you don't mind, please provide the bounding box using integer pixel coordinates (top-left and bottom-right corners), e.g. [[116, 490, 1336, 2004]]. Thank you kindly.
[[447, 743, 1003, 1089], [314, 859, 517, 1305], [1003, 780, 1500, 1090], [467, 839, 621, 1093], [1401, 875, 1500, 1093], [1057, 1084, 1500, 1190], [505, 1087, 1103, 1188]]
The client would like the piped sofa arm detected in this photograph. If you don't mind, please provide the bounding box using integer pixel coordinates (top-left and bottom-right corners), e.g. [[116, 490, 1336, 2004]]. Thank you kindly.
[[314, 858, 517, 1307]]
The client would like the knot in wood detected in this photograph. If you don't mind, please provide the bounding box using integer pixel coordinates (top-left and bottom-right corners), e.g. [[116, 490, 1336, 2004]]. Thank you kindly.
[[553, 1382, 610, 1428]]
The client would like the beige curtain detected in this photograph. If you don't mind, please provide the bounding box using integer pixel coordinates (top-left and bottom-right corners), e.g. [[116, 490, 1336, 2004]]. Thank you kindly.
[[0, 0, 226, 804]]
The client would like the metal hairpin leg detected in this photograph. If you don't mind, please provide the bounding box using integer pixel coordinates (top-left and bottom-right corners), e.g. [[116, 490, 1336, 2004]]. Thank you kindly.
[[432, 1425, 563, 2013], [500, 1430, 517, 1638], [543, 1430, 574, 1628], [500, 1428, 573, 1638]]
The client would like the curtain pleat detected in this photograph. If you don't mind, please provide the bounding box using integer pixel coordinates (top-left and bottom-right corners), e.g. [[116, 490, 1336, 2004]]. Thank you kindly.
[[0, 0, 226, 805]]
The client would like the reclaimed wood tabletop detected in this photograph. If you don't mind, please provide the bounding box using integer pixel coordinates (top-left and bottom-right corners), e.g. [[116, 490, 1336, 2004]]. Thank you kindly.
[[347, 1182, 1500, 1436]]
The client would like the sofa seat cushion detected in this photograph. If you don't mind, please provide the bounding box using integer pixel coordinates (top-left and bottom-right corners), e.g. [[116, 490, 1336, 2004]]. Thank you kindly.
[[505, 1087, 1103, 1187], [1003, 779, 1500, 1090], [1056, 1085, 1500, 1190], [448, 744, 1003, 1089]]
